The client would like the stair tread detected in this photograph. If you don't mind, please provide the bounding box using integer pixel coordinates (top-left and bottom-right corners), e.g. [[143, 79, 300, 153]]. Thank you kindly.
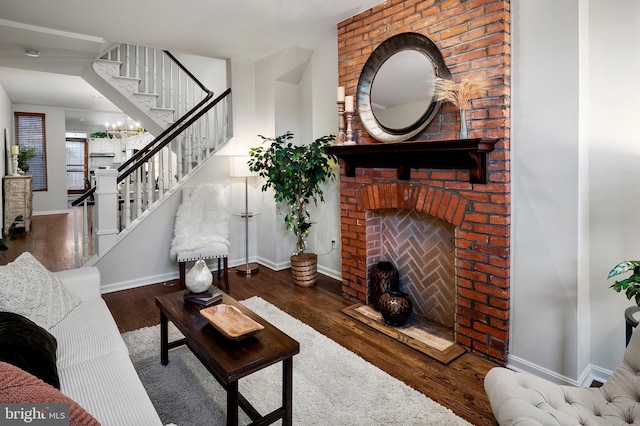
[[150, 106, 175, 112], [113, 75, 140, 82], [95, 58, 121, 65], [133, 92, 160, 98]]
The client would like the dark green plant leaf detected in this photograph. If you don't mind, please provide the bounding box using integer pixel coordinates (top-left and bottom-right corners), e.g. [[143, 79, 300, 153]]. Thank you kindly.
[[626, 285, 640, 300]]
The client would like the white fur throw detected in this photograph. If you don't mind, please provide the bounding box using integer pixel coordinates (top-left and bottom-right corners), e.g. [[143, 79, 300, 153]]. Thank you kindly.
[[169, 183, 230, 260]]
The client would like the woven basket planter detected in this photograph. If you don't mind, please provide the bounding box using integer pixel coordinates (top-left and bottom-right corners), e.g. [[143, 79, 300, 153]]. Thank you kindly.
[[290, 253, 318, 287]]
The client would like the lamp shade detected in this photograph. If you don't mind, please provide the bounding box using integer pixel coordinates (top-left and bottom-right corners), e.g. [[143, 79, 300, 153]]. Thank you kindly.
[[229, 156, 257, 178]]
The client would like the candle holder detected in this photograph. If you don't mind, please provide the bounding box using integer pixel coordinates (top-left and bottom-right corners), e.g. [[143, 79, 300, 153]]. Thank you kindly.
[[11, 154, 19, 176], [337, 101, 345, 145], [344, 110, 356, 145]]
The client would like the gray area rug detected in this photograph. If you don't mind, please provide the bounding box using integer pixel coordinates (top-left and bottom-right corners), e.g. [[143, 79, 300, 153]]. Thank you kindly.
[[122, 296, 471, 426]]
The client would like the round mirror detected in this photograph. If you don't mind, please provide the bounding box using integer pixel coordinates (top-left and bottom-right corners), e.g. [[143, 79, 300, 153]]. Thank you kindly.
[[357, 32, 451, 143], [370, 50, 436, 129]]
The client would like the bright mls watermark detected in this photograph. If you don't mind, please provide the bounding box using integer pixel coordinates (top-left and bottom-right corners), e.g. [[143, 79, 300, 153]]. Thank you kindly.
[[0, 404, 69, 425]]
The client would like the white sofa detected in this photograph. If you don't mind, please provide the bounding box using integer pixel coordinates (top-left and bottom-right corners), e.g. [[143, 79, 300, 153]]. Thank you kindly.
[[484, 329, 640, 425], [50, 266, 163, 425], [0, 251, 164, 426]]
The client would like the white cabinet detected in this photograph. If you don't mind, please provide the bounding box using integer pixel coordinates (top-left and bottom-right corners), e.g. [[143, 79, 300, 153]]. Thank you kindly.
[[89, 138, 122, 170]]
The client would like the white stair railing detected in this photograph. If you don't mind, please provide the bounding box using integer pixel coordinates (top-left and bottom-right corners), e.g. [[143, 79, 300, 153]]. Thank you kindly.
[[74, 43, 232, 266], [72, 90, 231, 266]]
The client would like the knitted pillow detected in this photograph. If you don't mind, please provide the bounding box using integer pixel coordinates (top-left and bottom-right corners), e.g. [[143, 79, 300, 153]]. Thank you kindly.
[[0, 361, 99, 426], [0, 312, 59, 388], [0, 252, 80, 330]]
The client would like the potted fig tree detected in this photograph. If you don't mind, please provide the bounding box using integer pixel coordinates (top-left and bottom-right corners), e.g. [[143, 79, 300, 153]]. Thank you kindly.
[[248, 131, 336, 287]]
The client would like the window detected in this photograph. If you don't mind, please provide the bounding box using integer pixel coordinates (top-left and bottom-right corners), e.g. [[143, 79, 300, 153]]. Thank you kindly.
[[14, 112, 47, 191], [66, 138, 87, 194]]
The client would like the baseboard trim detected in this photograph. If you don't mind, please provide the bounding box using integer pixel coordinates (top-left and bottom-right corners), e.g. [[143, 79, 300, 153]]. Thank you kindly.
[[507, 355, 613, 387], [100, 258, 343, 293], [101, 271, 177, 294], [585, 364, 613, 386], [100, 256, 246, 293], [317, 264, 342, 281], [33, 209, 68, 216], [256, 256, 343, 281]]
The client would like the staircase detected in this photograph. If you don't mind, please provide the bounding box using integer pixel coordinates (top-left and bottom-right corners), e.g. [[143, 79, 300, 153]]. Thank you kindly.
[[72, 43, 232, 267]]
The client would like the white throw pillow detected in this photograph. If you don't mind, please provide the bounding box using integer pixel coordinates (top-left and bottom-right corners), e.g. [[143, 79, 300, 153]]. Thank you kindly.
[[0, 252, 81, 330]]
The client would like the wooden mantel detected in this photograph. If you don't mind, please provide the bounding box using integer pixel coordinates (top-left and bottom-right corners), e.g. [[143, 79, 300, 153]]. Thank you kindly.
[[326, 139, 498, 184]]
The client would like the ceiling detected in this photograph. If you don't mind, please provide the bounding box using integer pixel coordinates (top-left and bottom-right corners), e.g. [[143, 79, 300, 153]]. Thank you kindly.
[[0, 0, 383, 130]]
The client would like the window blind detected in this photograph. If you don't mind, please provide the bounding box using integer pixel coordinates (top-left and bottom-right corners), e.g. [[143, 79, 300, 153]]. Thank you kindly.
[[14, 112, 47, 191]]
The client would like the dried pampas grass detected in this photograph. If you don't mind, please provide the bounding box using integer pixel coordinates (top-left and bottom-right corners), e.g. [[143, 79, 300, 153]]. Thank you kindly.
[[433, 75, 489, 111]]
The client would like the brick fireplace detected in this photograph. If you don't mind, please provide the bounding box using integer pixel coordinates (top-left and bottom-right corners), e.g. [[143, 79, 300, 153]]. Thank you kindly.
[[336, 0, 510, 365]]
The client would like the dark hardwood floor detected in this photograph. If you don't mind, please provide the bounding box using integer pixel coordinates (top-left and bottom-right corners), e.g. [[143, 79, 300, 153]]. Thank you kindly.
[[4, 209, 498, 426]]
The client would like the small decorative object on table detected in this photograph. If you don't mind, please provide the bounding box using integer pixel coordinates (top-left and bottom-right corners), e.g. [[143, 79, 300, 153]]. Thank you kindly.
[[183, 286, 222, 306], [379, 291, 413, 327], [337, 86, 346, 145], [185, 259, 213, 293], [434, 74, 489, 139], [344, 95, 356, 145], [200, 304, 264, 340], [10, 145, 19, 176]]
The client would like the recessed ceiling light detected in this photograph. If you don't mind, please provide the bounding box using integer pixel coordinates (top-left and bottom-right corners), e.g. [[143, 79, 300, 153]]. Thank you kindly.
[[24, 49, 40, 58]]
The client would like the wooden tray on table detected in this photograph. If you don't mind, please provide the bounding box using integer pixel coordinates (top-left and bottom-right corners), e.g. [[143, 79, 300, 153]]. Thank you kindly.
[[200, 304, 264, 340]]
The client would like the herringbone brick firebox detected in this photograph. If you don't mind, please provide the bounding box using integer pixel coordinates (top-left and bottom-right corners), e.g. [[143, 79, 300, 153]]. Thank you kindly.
[[374, 209, 456, 329], [337, 0, 510, 365]]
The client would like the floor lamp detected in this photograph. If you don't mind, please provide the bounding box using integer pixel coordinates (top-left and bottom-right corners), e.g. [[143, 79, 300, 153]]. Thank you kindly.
[[230, 156, 259, 275]]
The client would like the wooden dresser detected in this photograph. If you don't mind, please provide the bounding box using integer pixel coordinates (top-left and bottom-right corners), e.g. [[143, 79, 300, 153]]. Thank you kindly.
[[3, 175, 32, 232]]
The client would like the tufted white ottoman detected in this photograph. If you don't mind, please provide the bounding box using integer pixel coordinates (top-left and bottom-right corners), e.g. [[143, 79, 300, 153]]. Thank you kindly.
[[485, 330, 640, 425]]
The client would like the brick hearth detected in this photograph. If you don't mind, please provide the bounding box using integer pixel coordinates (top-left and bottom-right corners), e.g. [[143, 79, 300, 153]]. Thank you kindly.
[[337, 0, 510, 365]]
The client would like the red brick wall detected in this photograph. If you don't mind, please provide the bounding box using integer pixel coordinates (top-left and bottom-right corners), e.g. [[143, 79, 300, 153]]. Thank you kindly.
[[337, 0, 510, 364]]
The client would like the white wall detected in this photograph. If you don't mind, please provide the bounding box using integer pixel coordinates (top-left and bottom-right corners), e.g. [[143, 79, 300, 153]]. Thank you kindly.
[[588, 0, 640, 372], [171, 53, 228, 96], [0, 83, 11, 192], [512, 0, 640, 384], [225, 59, 261, 268], [0, 83, 12, 221], [254, 47, 312, 268], [12, 103, 68, 215], [511, 0, 583, 382], [251, 43, 342, 277], [305, 31, 343, 277]]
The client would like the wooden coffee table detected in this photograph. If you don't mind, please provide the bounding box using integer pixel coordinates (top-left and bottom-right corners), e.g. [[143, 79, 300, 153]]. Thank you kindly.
[[155, 291, 299, 426]]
